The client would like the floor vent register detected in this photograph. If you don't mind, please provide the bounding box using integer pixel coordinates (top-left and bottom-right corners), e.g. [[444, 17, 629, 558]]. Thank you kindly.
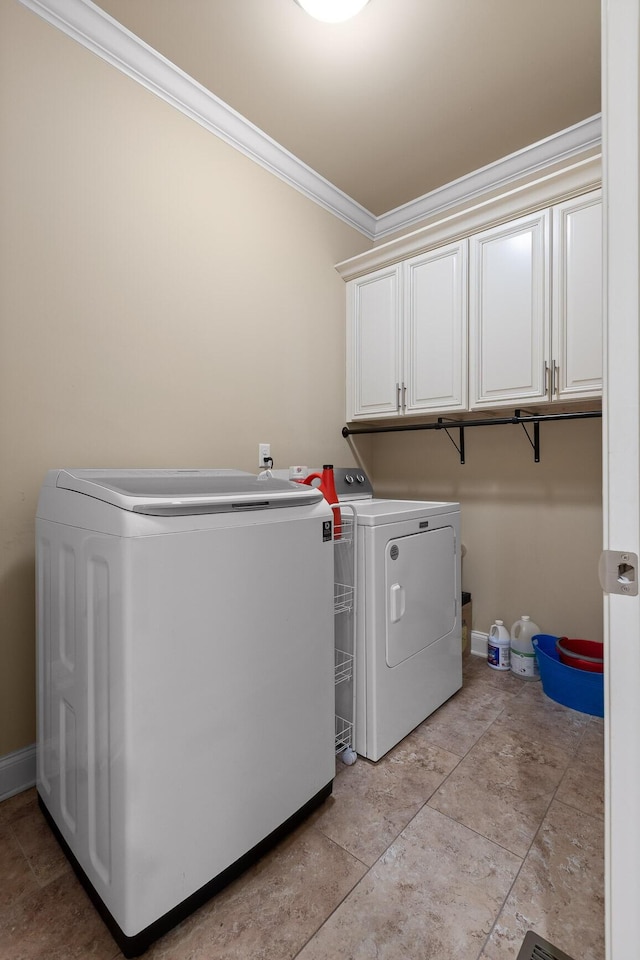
[[516, 930, 576, 960]]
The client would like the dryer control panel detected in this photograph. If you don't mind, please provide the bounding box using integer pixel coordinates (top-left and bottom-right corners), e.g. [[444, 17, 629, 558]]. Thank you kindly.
[[334, 467, 373, 500]]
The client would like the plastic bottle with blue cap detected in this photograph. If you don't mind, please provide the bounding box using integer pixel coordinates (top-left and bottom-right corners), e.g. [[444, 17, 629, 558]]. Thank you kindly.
[[487, 620, 510, 671]]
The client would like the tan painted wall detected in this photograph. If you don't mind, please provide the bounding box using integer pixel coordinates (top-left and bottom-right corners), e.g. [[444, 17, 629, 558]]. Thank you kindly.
[[0, 0, 369, 756], [365, 416, 603, 642], [0, 1, 603, 760]]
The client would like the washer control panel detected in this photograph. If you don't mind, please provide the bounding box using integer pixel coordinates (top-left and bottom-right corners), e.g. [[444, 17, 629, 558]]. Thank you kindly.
[[334, 467, 374, 500]]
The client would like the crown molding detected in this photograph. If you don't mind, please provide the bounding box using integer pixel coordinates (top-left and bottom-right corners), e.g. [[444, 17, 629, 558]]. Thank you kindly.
[[374, 115, 602, 240], [18, 0, 601, 245], [336, 154, 602, 280], [17, 0, 377, 239]]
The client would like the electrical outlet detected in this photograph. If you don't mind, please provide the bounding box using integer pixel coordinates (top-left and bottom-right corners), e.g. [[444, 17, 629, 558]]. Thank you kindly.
[[258, 443, 271, 468]]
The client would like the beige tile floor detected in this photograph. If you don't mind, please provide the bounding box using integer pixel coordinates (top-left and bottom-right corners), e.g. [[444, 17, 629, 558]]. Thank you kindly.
[[0, 656, 604, 960]]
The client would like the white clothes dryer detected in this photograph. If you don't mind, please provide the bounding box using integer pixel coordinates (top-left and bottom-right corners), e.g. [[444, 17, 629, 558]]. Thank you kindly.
[[334, 469, 462, 761]]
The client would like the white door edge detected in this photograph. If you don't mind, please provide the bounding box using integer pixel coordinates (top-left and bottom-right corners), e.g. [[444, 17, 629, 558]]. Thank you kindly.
[[602, 2, 640, 957]]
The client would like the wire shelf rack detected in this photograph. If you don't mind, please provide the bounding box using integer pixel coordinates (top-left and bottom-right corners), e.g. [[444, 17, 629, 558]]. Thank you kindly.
[[334, 582, 354, 615], [335, 714, 354, 753], [335, 648, 354, 685], [333, 515, 354, 544]]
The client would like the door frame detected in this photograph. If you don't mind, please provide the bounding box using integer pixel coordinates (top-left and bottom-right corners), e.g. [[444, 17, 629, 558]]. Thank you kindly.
[[602, 1, 640, 956]]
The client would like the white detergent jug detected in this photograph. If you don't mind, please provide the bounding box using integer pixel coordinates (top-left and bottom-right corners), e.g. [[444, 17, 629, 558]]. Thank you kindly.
[[487, 620, 510, 671], [510, 615, 541, 680]]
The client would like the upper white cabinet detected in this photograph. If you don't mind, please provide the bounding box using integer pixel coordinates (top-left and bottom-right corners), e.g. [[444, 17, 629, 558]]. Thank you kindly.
[[346, 264, 401, 420], [469, 191, 602, 408], [403, 243, 468, 415], [469, 210, 550, 408], [346, 242, 467, 421], [343, 184, 602, 422], [552, 190, 603, 400]]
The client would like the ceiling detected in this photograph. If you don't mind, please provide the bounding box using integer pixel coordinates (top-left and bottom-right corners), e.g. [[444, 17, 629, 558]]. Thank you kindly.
[[93, 0, 601, 217]]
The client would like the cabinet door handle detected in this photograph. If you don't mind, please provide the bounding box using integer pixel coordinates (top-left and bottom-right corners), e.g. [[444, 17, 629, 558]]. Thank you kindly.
[[402, 383, 407, 411], [396, 382, 401, 411], [553, 363, 559, 397], [544, 361, 550, 396]]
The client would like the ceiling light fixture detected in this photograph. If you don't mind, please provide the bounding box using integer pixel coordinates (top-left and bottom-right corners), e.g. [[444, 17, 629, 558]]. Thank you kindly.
[[295, 0, 370, 23]]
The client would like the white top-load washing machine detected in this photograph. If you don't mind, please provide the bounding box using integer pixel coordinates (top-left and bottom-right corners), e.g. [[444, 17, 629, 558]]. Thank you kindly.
[[36, 469, 335, 958], [334, 468, 462, 762]]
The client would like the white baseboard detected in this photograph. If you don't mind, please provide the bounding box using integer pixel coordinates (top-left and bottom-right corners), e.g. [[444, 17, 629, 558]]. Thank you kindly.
[[0, 745, 36, 802], [471, 630, 489, 659]]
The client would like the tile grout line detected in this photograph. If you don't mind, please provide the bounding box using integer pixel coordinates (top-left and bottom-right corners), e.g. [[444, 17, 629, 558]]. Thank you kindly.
[[410, 691, 534, 960], [473, 705, 597, 960], [426, 673, 547, 960], [302, 675, 525, 960], [475, 795, 555, 960], [291, 846, 373, 958], [3, 819, 43, 904], [313, 688, 600, 960], [293, 734, 476, 958]]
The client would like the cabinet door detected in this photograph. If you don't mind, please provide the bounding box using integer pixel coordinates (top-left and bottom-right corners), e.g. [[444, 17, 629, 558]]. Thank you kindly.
[[346, 265, 401, 421], [552, 191, 603, 400], [404, 241, 468, 414], [469, 211, 550, 408]]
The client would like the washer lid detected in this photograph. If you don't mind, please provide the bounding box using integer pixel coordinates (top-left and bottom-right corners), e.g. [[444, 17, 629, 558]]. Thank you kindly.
[[51, 468, 323, 515], [350, 498, 459, 525]]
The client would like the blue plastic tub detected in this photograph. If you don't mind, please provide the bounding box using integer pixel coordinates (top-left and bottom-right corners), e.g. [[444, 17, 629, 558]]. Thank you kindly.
[[533, 634, 604, 717]]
